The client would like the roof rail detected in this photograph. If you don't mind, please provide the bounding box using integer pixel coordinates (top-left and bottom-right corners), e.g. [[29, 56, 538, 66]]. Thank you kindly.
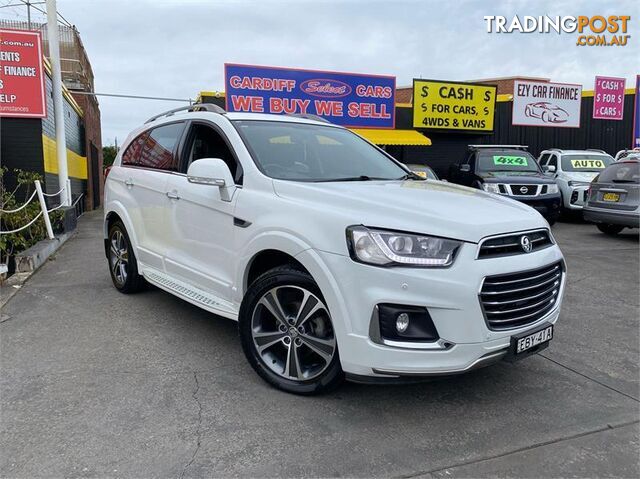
[[468, 144, 528, 150], [288, 113, 331, 124], [547, 148, 563, 152], [587, 148, 606, 154], [145, 103, 226, 124]]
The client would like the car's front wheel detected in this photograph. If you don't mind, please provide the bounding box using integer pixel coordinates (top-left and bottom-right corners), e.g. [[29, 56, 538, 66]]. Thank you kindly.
[[597, 224, 624, 236], [239, 266, 344, 395]]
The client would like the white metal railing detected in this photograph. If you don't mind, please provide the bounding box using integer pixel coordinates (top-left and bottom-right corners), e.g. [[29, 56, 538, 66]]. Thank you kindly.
[[0, 180, 70, 240]]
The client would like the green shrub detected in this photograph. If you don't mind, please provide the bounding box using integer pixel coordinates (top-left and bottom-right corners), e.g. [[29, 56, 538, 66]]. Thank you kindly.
[[0, 168, 64, 268]]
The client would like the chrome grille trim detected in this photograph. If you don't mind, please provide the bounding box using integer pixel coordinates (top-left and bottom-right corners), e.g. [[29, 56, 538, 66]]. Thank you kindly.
[[477, 229, 554, 259], [479, 261, 564, 330]]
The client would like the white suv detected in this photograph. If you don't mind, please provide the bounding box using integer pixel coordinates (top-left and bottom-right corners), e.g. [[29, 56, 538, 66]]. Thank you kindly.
[[104, 105, 565, 394], [538, 149, 614, 212]]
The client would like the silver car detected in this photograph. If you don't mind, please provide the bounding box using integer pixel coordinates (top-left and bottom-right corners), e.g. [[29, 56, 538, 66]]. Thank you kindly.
[[584, 159, 640, 235]]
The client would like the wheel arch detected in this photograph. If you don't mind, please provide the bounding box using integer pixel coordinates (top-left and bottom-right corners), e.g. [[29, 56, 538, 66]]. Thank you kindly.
[[244, 249, 309, 293], [103, 202, 140, 260]]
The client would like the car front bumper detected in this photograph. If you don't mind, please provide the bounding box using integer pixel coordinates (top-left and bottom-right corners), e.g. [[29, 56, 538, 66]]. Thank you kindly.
[[562, 186, 590, 210], [584, 206, 640, 227], [300, 242, 565, 378], [512, 194, 561, 219]]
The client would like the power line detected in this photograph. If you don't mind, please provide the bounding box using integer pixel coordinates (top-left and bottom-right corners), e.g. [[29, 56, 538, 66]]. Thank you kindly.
[[71, 91, 194, 103]]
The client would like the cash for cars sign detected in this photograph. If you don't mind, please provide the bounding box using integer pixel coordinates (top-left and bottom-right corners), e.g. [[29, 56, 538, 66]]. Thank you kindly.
[[0, 29, 46, 118], [224, 64, 395, 128], [513, 80, 582, 128], [593, 76, 625, 120], [412, 80, 496, 132]]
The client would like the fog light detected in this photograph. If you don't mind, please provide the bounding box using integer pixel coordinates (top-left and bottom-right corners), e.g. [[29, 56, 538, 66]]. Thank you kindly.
[[396, 313, 410, 333]]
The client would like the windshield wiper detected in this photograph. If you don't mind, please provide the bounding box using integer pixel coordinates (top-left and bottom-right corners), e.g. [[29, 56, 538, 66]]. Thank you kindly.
[[314, 175, 389, 182], [398, 172, 425, 180], [612, 179, 636, 183]]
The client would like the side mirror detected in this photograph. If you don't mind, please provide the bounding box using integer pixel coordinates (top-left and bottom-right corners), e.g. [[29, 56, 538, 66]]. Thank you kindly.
[[460, 164, 471, 173], [187, 158, 236, 202], [543, 165, 556, 173]]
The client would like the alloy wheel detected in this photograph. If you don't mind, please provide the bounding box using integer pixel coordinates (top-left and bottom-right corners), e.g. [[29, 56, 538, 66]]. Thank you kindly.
[[251, 285, 336, 381], [109, 229, 129, 286]]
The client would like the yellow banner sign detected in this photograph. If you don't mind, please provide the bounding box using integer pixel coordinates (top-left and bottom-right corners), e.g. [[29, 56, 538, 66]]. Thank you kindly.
[[412, 80, 497, 132]]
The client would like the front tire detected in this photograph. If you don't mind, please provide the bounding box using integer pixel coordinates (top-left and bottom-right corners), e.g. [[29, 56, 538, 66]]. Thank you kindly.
[[107, 221, 146, 293], [239, 266, 344, 395], [597, 224, 624, 236]]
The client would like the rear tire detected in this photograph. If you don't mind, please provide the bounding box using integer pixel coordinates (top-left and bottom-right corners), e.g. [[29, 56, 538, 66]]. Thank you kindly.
[[239, 266, 344, 395], [107, 221, 146, 293], [597, 224, 624, 236]]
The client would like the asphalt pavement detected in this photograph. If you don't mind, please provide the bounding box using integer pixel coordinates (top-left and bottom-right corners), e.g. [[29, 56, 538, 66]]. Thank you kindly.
[[1, 210, 638, 478]]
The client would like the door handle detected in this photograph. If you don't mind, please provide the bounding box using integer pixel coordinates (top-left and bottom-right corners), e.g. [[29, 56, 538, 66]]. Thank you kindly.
[[166, 190, 180, 200], [124, 178, 134, 187]]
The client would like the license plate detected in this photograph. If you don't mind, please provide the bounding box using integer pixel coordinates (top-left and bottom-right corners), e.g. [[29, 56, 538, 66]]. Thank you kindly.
[[506, 323, 554, 361], [516, 325, 553, 353], [602, 192, 620, 202]]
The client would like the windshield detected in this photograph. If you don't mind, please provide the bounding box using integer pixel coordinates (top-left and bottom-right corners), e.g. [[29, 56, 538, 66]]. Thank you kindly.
[[597, 162, 640, 183], [233, 120, 409, 181], [477, 150, 540, 173], [561, 154, 613, 172]]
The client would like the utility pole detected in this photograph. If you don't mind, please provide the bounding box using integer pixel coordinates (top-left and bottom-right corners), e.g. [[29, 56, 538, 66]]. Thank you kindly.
[[25, 1, 32, 30], [46, 0, 70, 205]]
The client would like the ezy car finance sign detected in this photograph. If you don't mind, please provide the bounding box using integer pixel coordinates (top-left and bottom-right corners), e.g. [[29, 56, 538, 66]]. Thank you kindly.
[[512, 80, 582, 128]]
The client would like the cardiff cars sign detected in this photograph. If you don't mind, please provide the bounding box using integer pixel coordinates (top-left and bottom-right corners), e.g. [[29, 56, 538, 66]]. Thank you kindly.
[[0, 28, 46, 118], [412, 79, 497, 133], [512, 80, 582, 128], [224, 63, 396, 128]]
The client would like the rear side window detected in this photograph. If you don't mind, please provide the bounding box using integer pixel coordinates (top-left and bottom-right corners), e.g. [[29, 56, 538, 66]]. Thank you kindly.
[[122, 122, 185, 171], [597, 162, 640, 183], [122, 132, 148, 166]]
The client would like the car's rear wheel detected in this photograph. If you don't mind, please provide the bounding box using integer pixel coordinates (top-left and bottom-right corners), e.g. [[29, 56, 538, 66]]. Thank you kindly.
[[107, 221, 146, 293], [239, 266, 343, 395], [596, 224, 624, 236]]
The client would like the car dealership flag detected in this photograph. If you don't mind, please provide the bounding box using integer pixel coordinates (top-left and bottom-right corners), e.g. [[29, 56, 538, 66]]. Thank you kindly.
[[0, 28, 46, 118], [512, 80, 582, 128]]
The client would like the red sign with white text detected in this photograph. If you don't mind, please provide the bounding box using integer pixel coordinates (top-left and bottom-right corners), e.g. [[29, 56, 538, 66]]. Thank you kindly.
[[0, 28, 46, 118], [593, 76, 625, 120]]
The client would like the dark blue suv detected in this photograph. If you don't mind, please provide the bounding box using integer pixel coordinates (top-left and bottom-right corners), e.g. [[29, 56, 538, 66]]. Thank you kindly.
[[448, 145, 561, 224]]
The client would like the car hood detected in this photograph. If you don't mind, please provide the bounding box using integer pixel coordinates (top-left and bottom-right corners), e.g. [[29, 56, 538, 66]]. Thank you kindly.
[[562, 171, 600, 182], [273, 179, 548, 243], [479, 171, 553, 184]]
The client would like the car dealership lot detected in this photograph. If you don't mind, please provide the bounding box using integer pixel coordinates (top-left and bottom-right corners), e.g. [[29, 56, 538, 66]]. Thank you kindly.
[[1, 211, 638, 478]]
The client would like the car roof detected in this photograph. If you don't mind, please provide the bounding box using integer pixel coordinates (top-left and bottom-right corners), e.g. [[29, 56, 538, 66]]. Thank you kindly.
[[541, 149, 612, 156], [145, 109, 341, 129]]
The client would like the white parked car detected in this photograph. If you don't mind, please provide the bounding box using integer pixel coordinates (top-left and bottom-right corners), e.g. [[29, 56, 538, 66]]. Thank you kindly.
[[104, 105, 566, 394], [614, 148, 640, 161], [538, 149, 614, 212]]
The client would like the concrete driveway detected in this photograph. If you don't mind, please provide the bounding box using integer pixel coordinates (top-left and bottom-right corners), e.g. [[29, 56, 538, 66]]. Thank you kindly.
[[1, 210, 638, 478]]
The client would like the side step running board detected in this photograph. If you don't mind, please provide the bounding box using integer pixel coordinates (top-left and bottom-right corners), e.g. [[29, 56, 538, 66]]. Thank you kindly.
[[143, 267, 238, 320]]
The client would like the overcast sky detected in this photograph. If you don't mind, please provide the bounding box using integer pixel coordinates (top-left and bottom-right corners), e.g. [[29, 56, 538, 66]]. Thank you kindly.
[[3, 0, 637, 144]]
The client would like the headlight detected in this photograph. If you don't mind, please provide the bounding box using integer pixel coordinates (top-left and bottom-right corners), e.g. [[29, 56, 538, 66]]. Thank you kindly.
[[346, 226, 462, 267], [482, 183, 501, 194], [546, 184, 559, 194], [567, 181, 589, 187]]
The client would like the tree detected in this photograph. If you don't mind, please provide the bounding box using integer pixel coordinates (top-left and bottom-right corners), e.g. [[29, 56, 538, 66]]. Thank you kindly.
[[103, 145, 118, 168]]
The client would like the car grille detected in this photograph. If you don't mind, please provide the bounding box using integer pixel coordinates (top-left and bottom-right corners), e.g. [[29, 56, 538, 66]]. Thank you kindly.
[[480, 261, 563, 330], [510, 184, 539, 196], [478, 230, 553, 259]]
